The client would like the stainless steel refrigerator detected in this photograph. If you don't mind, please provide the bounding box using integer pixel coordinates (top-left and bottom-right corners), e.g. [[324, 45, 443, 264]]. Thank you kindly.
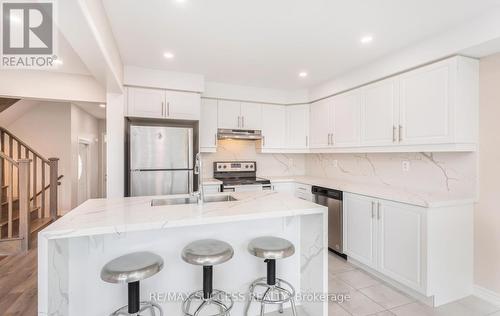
[[129, 124, 194, 196]]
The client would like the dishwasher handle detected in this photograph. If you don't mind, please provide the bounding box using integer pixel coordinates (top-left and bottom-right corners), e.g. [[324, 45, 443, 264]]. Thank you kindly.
[[311, 186, 343, 200]]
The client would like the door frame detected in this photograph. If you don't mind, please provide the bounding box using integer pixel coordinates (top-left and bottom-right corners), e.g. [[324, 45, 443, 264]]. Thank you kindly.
[[77, 138, 92, 205]]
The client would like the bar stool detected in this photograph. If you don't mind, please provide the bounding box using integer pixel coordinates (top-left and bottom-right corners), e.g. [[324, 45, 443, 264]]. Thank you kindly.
[[244, 236, 297, 316], [181, 239, 234, 316], [101, 251, 164, 316]]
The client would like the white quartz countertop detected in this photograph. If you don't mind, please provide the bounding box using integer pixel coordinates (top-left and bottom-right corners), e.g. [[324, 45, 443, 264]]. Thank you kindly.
[[267, 175, 474, 208], [202, 178, 223, 185], [39, 191, 326, 240]]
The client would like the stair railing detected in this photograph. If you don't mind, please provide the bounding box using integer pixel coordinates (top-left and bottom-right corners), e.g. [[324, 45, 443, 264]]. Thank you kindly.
[[0, 127, 59, 223]]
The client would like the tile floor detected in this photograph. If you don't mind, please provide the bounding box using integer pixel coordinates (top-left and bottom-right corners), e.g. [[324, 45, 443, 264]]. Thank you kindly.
[[328, 253, 500, 316]]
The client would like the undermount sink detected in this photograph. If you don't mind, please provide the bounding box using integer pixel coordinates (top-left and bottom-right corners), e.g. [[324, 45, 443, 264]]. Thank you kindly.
[[151, 195, 237, 206]]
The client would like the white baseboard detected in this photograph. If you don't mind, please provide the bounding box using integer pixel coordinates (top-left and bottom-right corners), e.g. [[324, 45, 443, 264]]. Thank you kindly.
[[474, 285, 500, 306]]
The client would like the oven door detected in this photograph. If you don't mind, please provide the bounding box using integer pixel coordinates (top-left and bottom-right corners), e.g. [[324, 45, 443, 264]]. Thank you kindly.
[[223, 184, 263, 192]]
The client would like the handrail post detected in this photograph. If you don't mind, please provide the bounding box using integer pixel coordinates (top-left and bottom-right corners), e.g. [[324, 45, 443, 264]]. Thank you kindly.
[[18, 159, 31, 252], [49, 158, 59, 221]]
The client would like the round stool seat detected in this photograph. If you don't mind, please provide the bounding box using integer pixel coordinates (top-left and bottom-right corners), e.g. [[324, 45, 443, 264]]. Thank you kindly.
[[248, 236, 295, 260], [181, 239, 234, 266], [101, 251, 164, 284]]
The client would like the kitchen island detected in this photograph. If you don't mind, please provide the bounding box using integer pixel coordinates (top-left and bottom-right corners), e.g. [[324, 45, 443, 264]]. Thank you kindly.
[[38, 191, 328, 316]]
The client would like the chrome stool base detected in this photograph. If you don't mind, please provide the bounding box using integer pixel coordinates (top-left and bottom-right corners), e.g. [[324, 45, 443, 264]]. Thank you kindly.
[[245, 277, 297, 316], [182, 289, 234, 316], [110, 301, 163, 316]]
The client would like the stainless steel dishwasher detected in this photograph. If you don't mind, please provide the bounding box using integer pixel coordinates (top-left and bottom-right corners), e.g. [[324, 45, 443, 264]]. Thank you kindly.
[[312, 186, 344, 255]]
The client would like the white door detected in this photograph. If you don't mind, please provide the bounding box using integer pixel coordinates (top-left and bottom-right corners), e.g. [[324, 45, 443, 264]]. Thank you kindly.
[[344, 193, 377, 268], [218, 100, 241, 129], [398, 59, 454, 144], [286, 104, 309, 149], [200, 99, 218, 151], [165, 90, 200, 120], [332, 91, 361, 147], [262, 105, 286, 148], [361, 79, 399, 146], [127, 87, 165, 118], [378, 200, 424, 292], [309, 99, 332, 148], [77, 141, 90, 206], [241, 102, 262, 130]]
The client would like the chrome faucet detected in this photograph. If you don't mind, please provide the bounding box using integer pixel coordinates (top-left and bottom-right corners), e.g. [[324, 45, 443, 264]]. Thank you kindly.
[[193, 153, 204, 205]]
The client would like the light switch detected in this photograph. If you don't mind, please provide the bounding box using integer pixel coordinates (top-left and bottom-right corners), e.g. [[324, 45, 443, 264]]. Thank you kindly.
[[402, 160, 411, 172]]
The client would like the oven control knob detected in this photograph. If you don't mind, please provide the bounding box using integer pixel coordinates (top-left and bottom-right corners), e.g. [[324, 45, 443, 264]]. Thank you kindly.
[[223, 165, 227, 169], [245, 165, 249, 168]]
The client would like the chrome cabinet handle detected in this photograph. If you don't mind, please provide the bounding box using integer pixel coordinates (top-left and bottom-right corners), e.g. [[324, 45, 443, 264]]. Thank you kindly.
[[377, 202, 381, 220], [371, 201, 376, 218], [328, 133, 331, 145], [214, 134, 217, 146], [237, 116, 241, 128], [161, 101, 165, 116], [166, 102, 170, 116], [331, 133, 334, 146], [393, 126, 397, 142], [242, 116, 245, 128], [399, 125, 403, 141]]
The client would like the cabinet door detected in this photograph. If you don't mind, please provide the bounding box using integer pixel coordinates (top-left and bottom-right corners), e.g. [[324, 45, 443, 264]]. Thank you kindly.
[[127, 87, 165, 118], [241, 102, 262, 130], [309, 99, 332, 148], [286, 104, 309, 149], [332, 91, 361, 147], [203, 184, 220, 194], [165, 91, 200, 120], [344, 193, 377, 268], [361, 79, 399, 146], [398, 59, 454, 144], [262, 105, 286, 148], [200, 99, 218, 152], [218, 100, 241, 129], [272, 182, 295, 194], [378, 200, 424, 292]]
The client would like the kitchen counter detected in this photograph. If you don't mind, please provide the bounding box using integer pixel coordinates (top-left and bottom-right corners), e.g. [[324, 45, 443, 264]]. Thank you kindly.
[[38, 192, 328, 316], [266, 175, 474, 208], [201, 177, 222, 185]]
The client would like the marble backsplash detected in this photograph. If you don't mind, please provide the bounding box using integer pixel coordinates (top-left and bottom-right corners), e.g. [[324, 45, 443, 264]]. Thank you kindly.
[[305, 152, 477, 196], [200, 139, 306, 178], [201, 140, 477, 197]]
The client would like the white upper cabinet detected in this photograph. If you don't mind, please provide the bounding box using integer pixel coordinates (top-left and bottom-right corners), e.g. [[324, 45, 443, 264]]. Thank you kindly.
[[217, 101, 262, 130], [218, 100, 241, 129], [200, 99, 218, 152], [240, 102, 262, 130], [309, 99, 332, 148], [361, 79, 399, 146], [165, 90, 201, 120], [127, 87, 165, 118], [286, 104, 309, 149], [332, 91, 361, 147], [126, 87, 200, 120], [261, 105, 286, 148], [398, 59, 453, 145]]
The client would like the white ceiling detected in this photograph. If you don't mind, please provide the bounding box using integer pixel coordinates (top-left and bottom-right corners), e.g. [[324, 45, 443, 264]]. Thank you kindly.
[[74, 102, 106, 119], [102, 0, 500, 89]]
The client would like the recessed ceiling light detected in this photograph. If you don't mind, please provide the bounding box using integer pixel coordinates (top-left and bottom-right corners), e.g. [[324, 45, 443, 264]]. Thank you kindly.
[[99, 104, 106, 108], [299, 72, 308, 78], [163, 52, 175, 59], [360, 35, 374, 44]]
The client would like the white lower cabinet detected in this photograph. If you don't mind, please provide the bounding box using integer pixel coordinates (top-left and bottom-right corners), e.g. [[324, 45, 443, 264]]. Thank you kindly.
[[295, 183, 313, 201], [344, 193, 424, 292], [271, 182, 295, 194], [343, 192, 473, 306]]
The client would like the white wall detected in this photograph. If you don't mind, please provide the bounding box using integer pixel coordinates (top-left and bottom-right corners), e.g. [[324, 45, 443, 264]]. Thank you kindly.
[[474, 53, 500, 296], [5, 102, 73, 213], [106, 93, 125, 198], [70, 105, 101, 207]]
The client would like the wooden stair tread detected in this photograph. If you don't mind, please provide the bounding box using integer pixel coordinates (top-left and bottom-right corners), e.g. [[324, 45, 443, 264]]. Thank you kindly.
[[0, 206, 40, 226], [1, 198, 19, 206], [30, 217, 51, 234]]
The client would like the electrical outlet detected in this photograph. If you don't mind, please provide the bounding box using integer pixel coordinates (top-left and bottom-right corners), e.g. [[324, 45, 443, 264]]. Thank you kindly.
[[402, 160, 411, 172]]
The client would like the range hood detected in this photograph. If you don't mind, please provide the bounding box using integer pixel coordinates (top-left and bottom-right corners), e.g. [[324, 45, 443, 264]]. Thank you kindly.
[[217, 128, 262, 140]]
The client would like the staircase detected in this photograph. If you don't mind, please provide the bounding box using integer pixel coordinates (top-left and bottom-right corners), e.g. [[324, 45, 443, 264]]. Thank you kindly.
[[0, 127, 61, 255]]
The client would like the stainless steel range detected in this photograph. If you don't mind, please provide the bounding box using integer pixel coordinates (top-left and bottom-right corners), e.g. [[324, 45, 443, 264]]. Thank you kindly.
[[213, 161, 271, 192]]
